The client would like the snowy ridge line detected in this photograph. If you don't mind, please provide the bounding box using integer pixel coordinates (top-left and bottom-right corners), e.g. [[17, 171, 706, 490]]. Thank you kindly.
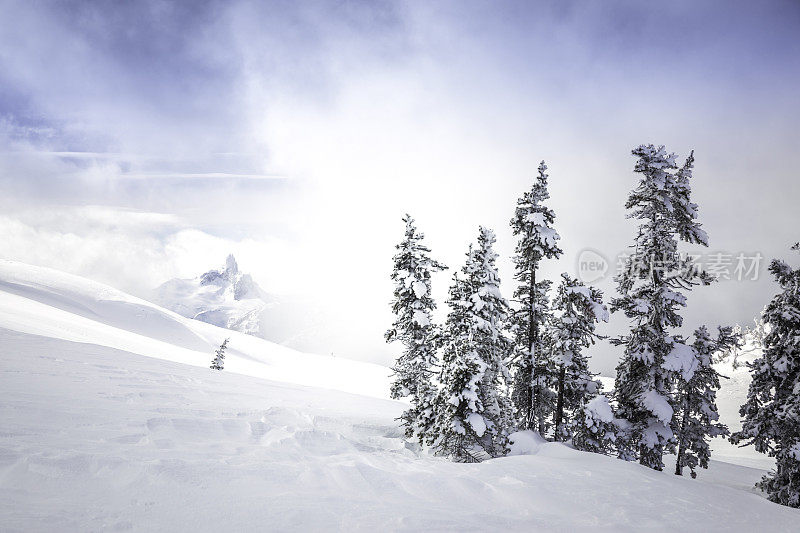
[[0, 259, 391, 399]]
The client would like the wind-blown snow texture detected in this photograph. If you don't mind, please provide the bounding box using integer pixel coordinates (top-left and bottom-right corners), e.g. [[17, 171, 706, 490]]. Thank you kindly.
[[1, 260, 798, 531]]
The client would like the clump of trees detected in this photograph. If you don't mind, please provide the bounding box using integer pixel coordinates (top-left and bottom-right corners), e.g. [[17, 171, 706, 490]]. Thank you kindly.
[[386, 144, 799, 509]]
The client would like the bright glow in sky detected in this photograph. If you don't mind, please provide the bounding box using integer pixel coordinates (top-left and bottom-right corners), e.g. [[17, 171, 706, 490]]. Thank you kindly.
[[1, 0, 799, 371]]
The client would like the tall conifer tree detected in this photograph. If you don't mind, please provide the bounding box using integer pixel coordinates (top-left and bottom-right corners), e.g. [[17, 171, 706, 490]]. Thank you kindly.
[[612, 145, 713, 470], [434, 227, 513, 459], [386, 214, 446, 443], [510, 161, 562, 433], [673, 326, 739, 477], [549, 274, 609, 440]]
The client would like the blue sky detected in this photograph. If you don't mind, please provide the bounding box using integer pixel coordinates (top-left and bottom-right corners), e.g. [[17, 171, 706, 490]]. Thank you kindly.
[[1, 0, 798, 370]]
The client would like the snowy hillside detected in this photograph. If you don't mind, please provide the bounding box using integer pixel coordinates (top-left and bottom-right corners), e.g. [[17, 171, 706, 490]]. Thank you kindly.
[[0, 260, 389, 398], [1, 261, 798, 531]]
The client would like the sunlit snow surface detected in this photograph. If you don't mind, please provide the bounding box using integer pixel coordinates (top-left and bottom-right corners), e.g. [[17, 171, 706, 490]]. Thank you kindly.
[[0, 260, 390, 399], [0, 260, 797, 531]]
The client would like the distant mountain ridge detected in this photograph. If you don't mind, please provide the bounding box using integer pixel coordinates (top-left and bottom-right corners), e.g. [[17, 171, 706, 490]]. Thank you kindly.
[[153, 255, 346, 356], [154, 254, 275, 337]]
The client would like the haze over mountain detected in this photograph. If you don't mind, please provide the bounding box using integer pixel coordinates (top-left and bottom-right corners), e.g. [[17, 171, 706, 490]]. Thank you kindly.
[[154, 254, 352, 357], [154, 254, 274, 337]]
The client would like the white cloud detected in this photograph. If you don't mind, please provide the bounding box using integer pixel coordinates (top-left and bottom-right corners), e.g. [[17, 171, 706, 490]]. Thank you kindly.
[[1, 1, 798, 369], [0, 206, 302, 297]]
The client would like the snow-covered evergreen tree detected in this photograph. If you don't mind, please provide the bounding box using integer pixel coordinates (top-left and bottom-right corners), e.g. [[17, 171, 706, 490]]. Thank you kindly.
[[526, 281, 557, 437], [611, 145, 714, 470], [509, 161, 562, 433], [747, 316, 770, 349], [674, 326, 740, 478], [386, 214, 447, 443], [731, 244, 800, 507], [716, 316, 771, 368], [572, 394, 626, 455], [433, 270, 485, 461], [714, 324, 743, 365], [549, 273, 609, 440], [210, 338, 229, 370], [433, 227, 513, 460]]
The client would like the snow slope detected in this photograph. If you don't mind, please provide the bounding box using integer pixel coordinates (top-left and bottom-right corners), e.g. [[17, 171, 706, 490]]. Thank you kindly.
[[2, 332, 798, 531], [1, 261, 798, 531], [0, 260, 390, 399]]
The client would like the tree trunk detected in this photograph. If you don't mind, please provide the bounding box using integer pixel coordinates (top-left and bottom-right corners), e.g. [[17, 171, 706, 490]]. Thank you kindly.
[[675, 398, 689, 476], [554, 364, 566, 440], [528, 263, 538, 431]]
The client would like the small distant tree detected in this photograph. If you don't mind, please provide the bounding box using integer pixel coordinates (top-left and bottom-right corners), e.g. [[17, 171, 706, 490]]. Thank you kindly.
[[716, 316, 771, 368], [549, 273, 609, 440], [674, 326, 740, 478], [509, 161, 562, 433], [714, 323, 743, 365], [210, 338, 229, 370], [386, 214, 447, 443], [747, 316, 770, 349], [731, 244, 800, 507]]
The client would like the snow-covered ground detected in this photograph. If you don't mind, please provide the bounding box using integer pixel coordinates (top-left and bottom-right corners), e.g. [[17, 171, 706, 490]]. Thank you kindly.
[[0, 260, 389, 399], [1, 260, 798, 531]]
